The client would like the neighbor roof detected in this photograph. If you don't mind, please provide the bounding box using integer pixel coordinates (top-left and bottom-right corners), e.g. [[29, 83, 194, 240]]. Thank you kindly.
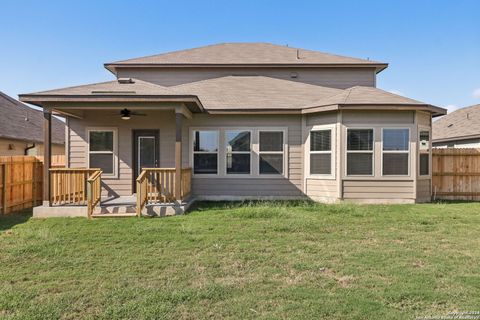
[[0, 92, 65, 145], [171, 76, 343, 110], [105, 43, 387, 73], [433, 104, 480, 142]]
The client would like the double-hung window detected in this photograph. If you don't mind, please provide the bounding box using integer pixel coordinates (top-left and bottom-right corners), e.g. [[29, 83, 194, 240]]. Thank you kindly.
[[88, 129, 116, 176], [226, 130, 251, 174], [259, 131, 284, 175], [419, 130, 430, 176], [346, 129, 374, 176], [310, 128, 333, 175], [382, 128, 410, 176], [193, 130, 219, 174]]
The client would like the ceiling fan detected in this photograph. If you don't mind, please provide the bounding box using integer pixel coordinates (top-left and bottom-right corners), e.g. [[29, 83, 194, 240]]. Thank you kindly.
[[117, 108, 146, 120]]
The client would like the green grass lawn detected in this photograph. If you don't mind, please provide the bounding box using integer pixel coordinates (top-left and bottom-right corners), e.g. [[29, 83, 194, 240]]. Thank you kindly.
[[1, 201, 479, 319]]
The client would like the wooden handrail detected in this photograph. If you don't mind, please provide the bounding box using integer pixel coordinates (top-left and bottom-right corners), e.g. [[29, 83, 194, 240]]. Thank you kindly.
[[87, 170, 102, 218], [136, 167, 192, 215], [50, 168, 99, 206]]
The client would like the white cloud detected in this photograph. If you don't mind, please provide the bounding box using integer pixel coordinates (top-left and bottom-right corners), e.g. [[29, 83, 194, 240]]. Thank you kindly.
[[387, 89, 405, 96], [473, 88, 480, 99], [445, 104, 460, 113]]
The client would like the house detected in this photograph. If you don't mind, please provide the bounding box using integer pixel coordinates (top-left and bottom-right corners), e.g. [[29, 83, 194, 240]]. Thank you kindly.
[[432, 104, 480, 148], [0, 91, 64, 156], [19, 43, 446, 217]]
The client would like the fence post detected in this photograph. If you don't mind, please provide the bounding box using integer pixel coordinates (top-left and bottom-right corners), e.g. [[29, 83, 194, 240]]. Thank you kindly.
[[3, 162, 9, 214]]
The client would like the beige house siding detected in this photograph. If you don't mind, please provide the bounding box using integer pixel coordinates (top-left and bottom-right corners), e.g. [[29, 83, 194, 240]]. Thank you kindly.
[[65, 108, 433, 203], [340, 110, 417, 202], [0, 138, 64, 156], [117, 67, 377, 89], [183, 114, 304, 199], [68, 111, 304, 199], [304, 112, 340, 201]]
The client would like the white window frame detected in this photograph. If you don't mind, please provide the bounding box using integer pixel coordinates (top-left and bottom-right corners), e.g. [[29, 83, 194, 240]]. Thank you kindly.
[[345, 127, 375, 177], [189, 127, 288, 178], [191, 129, 220, 176], [418, 127, 431, 177], [381, 127, 411, 177], [258, 129, 287, 176], [225, 129, 253, 176], [307, 124, 335, 179], [86, 127, 118, 178]]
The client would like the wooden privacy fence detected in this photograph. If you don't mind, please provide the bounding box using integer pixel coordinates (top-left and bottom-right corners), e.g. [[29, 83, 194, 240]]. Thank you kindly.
[[432, 148, 480, 200], [0, 155, 65, 214]]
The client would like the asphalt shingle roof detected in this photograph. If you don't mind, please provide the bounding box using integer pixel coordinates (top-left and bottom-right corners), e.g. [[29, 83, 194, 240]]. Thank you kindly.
[[0, 92, 65, 145], [106, 43, 386, 67], [433, 104, 480, 141]]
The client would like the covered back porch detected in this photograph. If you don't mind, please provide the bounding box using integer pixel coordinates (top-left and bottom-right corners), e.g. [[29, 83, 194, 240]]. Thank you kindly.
[[19, 79, 203, 217]]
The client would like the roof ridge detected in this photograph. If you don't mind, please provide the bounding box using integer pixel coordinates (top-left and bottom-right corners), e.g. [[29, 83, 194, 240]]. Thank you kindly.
[[24, 80, 118, 95]]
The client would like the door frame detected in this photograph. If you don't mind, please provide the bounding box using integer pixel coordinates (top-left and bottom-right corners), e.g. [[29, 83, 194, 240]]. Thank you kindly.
[[132, 129, 160, 192]]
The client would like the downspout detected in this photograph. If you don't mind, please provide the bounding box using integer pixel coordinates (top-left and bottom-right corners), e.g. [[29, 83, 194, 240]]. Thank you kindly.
[[24, 143, 36, 155]]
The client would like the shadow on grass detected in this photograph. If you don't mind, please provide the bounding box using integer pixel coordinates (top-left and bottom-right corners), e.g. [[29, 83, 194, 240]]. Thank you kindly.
[[189, 200, 319, 212], [0, 208, 32, 232]]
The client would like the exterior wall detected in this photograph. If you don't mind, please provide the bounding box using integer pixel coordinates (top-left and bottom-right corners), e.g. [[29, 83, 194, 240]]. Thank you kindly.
[[340, 110, 417, 203], [68, 109, 177, 197], [0, 138, 64, 156], [304, 112, 340, 202], [66, 108, 432, 203], [183, 114, 304, 199], [67, 111, 304, 199], [117, 67, 377, 89]]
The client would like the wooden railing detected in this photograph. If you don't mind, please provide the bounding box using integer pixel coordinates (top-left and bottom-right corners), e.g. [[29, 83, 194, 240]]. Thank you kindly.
[[136, 167, 192, 215], [181, 167, 192, 199], [50, 168, 99, 206], [87, 170, 102, 218]]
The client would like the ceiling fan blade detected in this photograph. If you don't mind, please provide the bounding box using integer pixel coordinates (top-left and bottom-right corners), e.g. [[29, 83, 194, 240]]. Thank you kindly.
[[131, 112, 147, 116]]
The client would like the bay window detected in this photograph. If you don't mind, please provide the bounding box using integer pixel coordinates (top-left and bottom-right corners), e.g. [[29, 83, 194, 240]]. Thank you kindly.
[[193, 130, 218, 174], [88, 129, 116, 176], [310, 128, 332, 175], [346, 129, 374, 176], [382, 128, 410, 176], [259, 131, 284, 175], [226, 130, 251, 174]]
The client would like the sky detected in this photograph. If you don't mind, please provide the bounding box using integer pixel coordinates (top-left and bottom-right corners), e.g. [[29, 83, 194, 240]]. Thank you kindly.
[[0, 0, 479, 114]]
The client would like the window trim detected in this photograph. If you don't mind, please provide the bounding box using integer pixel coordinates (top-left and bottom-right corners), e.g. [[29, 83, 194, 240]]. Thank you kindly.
[[86, 127, 118, 178], [307, 124, 335, 179], [418, 127, 431, 177], [225, 129, 253, 176], [191, 129, 220, 176], [345, 127, 375, 177], [258, 129, 287, 176], [381, 127, 411, 177]]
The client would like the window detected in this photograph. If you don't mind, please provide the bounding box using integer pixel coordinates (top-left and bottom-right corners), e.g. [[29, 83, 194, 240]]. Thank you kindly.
[[310, 129, 332, 175], [226, 130, 251, 174], [346, 129, 373, 175], [259, 131, 284, 175], [193, 130, 218, 174], [419, 130, 430, 176], [88, 129, 116, 175], [382, 128, 409, 176]]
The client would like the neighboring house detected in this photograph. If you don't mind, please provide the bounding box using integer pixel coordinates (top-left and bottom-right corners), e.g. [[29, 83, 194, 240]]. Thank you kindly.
[[432, 104, 480, 148], [0, 91, 65, 156], [19, 43, 446, 217]]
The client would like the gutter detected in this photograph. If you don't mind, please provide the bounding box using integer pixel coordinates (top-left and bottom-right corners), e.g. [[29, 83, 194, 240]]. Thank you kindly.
[[24, 143, 36, 155]]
